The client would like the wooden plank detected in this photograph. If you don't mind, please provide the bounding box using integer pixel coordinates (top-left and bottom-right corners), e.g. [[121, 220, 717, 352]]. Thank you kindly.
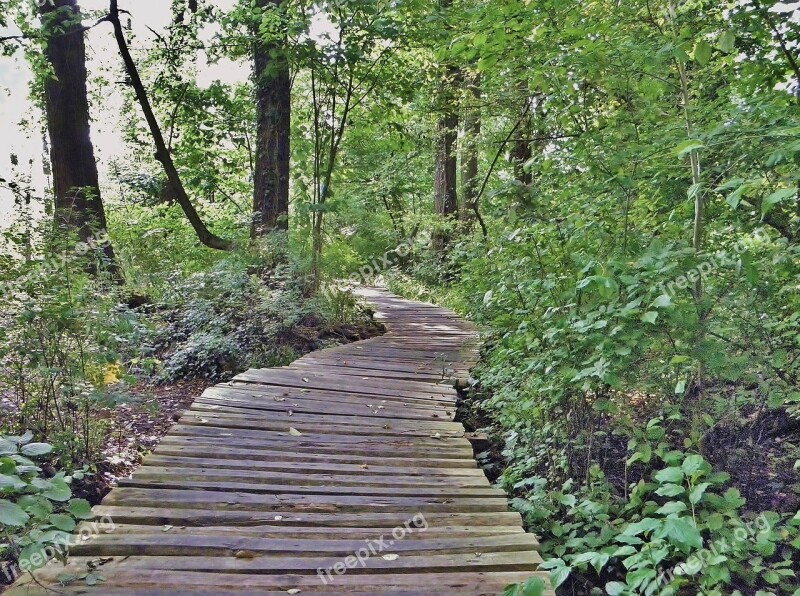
[[71, 533, 540, 557], [100, 487, 511, 513], [124, 466, 492, 488], [118, 478, 503, 497], [92, 506, 526, 527], [136, 455, 485, 477], [84, 523, 527, 539], [10, 570, 552, 595], [204, 384, 456, 411], [181, 407, 462, 431], [152, 439, 478, 467], [176, 412, 465, 438], [32, 551, 542, 573], [232, 369, 458, 400], [193, 394, 454, 421], [166, 425, 474, 455]]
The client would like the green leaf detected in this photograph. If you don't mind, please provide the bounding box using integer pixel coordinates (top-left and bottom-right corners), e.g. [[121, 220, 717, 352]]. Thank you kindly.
[[0, 439, 17, 456], [19, 543, 48, 571], [655, 467, 684, 483], [674, 379, 687, 395], [689, 482, 710, 504], [8, 431, 33, 446], [21, 443, 53, 457], [0, 473, 26, 490], [622, 517, 661, 537], [656, 517, 702, 552], [0, 499, 30, 527], [656, 501, 688, 515], [539, 559, 571, 588], [761, 188, 795, 216], [521, 577, 547, 596], [606, 582, 626, 595], [42, 479, 71, 502], [68, 499, 95, 520], [49, 513, 76, 532], [675, 139, 705, 157], [655, 483, 686, 497], [641, 311, 658, 324], [694, 40, 712, 64], [550, 565, 571, 588], [681, 454, 704, 475], [652, 294, 672, 308], [556, 493, 577, 507], [718, 30, 736, 53]]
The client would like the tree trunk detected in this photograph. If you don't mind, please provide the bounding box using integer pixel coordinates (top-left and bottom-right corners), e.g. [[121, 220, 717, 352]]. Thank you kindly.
[[512, 81, 533, 185], [251, 0, 291, 237], [433, 101, 458, 253], [40, 0, 118, 273], [431, 0, 458, 255], [461, 72, 480, 228], [108, 0, 232, 251]]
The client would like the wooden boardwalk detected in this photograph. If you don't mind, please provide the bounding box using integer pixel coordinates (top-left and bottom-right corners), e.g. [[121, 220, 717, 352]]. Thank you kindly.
[[10, 288, 547, 595]]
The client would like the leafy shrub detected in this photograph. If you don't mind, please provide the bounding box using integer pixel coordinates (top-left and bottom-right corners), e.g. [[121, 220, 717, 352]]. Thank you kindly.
[[0, 434, 96, 580], [152, 250, 379, 382], [505, 442, 799, 595], [0, 237, 149, 467]]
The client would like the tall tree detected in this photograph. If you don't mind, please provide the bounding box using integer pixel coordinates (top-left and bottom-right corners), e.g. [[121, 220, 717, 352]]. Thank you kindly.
[[460, 72, 481, 227], [39, 0, 118, 271], [432, 0, 458, 255], [251, 0, 291, 237]]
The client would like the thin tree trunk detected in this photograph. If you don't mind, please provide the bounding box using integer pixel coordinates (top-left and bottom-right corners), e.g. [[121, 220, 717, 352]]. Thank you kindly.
[[40, 0, 119, 274], [461, 72, 480, 228], [251, 0, 291, 237], [108, 0, 232, 251], [512, 81, 533, 185], [431, 0, 458, 255], [433, 101, 458, 253]]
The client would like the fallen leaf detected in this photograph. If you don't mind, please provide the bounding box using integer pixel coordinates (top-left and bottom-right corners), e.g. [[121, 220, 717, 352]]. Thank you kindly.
[[287, 590, 302, 595], [382, 554, 399, 561], [162, 525, 173, 532], [234, 550, 257, 559], [289, 427, 303, 436]]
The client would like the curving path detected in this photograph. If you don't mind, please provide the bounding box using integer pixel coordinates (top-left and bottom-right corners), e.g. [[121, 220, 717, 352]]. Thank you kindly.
[[10, 288, 548, 595]]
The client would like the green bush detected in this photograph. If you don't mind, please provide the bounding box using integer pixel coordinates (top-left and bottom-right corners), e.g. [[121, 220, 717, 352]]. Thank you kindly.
[[0, 434, 97, 581]]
